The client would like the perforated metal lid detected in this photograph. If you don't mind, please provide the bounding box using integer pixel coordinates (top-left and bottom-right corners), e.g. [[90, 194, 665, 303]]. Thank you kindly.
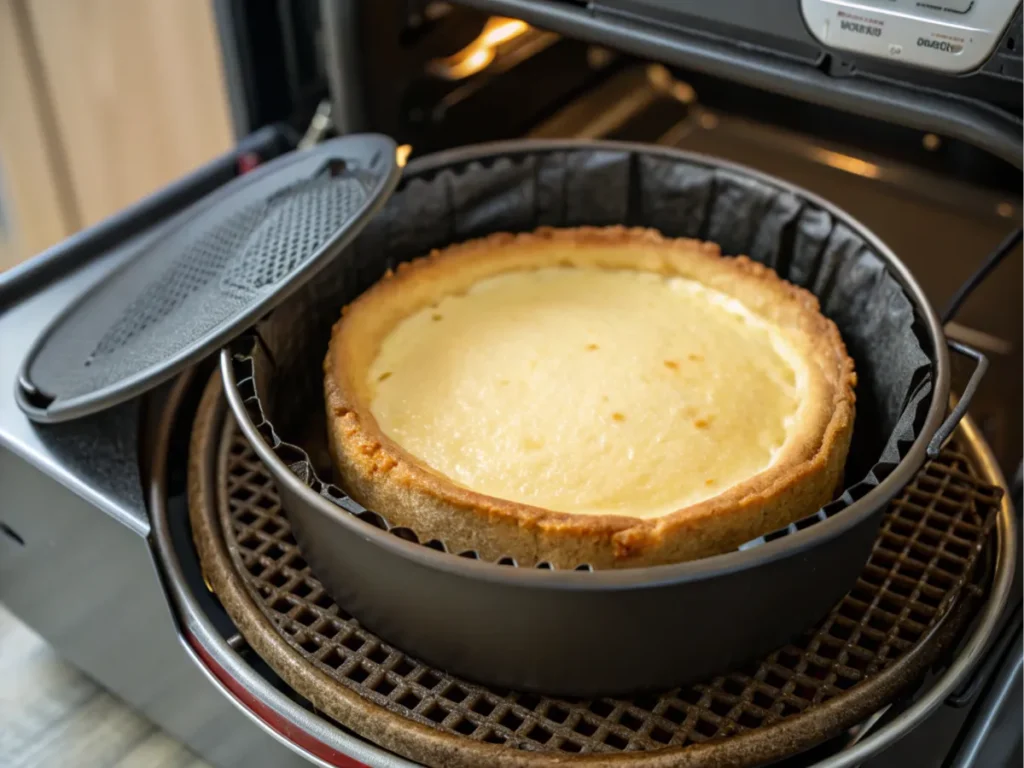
[[17, 134, 400, 423]]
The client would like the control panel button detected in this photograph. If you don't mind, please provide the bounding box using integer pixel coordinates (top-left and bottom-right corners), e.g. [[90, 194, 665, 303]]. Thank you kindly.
[[859, 0, 976, 14], [920, 1, 975, 14], [915, 33, 966, 55], [800, 0, 1019, 74]]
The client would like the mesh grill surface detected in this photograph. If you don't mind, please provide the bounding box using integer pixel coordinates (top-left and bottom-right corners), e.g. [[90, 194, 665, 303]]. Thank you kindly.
[[29, 172, 370, 402], [91, 202, 267, 360], [215, 424, 998, 758], [220, 178, 365, 296]]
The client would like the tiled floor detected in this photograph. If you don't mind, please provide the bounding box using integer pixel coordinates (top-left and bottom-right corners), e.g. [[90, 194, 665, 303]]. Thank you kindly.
[[0, 604, 209, 768]]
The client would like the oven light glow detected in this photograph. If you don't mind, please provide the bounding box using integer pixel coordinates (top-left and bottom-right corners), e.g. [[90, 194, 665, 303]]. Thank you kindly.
[[811, 149, 881, 179], [443, 47, 496, 80], [429, 17, 531, 80], [482, 18, 529, 47], [646, 64, 696, 105]]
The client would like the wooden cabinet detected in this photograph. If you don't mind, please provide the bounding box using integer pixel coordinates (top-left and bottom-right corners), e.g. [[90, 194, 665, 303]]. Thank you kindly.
[[0, 0, 234, 271], [0, 0, 72, 271]]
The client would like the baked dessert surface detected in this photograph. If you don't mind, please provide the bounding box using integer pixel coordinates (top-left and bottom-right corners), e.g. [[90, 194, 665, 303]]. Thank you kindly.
[[370, 267, 800, 519], [324, 227, 856, 569]]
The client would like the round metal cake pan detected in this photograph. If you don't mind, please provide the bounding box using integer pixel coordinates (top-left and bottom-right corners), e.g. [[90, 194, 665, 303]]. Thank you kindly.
[[220, 139, 986, 697]]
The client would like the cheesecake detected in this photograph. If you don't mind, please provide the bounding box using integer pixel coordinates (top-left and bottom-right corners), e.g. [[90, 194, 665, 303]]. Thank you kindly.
[[323, 227, 856, 569]]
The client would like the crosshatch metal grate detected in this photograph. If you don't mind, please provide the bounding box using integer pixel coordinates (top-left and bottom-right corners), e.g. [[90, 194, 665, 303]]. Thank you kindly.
[[219, 177, 367, 296], [91, 176, 367, 366], [204, 416, 1000, 765], [90, 201, 270, 361]]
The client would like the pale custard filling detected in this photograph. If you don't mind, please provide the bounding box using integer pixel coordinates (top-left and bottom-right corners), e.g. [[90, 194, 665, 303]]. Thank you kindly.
[[367, 267, 806, 518]]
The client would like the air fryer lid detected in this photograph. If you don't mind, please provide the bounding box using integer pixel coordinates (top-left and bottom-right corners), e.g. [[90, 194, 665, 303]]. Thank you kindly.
[[16, 134, 400, 424]]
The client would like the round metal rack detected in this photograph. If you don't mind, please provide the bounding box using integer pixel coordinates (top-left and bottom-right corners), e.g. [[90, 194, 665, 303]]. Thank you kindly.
[[148, 371, 1017, 768]]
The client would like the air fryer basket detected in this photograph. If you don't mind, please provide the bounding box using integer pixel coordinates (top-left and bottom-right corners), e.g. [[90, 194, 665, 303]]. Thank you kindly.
[[222, 140, 975, 696]]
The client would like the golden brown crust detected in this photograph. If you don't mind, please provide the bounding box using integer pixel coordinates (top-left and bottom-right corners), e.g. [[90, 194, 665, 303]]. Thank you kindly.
[[324, 226, 857, 569]]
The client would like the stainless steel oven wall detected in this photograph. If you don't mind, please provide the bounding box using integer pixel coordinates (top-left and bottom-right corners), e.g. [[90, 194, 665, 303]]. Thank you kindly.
[[0, 233, 306, 768], [0, 454, 306, 768]]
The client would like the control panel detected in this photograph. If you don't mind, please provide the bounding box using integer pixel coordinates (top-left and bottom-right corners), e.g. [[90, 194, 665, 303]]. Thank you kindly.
[[801, 0, 1021, 73]]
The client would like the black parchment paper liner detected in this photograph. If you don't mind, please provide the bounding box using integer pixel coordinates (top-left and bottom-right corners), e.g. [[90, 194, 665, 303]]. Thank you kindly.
[[231, 144, 933, 566]]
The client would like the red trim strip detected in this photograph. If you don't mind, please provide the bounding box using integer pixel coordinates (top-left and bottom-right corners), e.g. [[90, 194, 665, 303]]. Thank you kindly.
[[186, 631, 373, 768]]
